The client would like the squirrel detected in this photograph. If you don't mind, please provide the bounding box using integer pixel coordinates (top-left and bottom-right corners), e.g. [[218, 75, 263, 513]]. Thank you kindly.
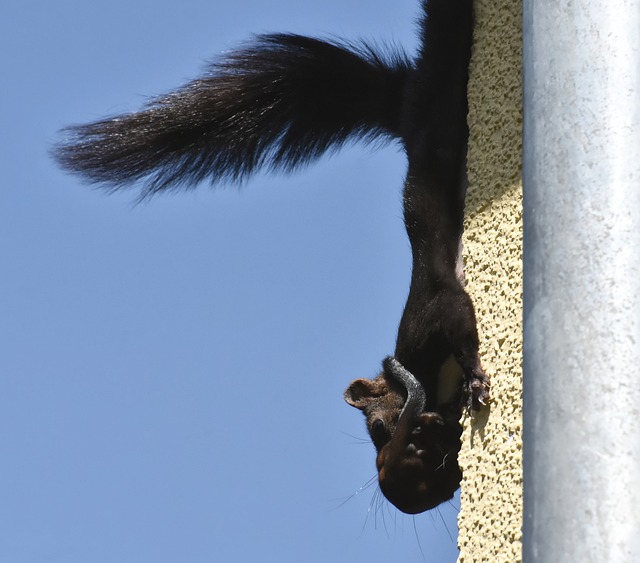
[[53, 0, 489, 514]]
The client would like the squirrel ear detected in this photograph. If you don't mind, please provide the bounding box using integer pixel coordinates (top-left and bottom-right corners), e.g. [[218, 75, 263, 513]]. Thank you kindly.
[[344, 377, 386, 410]]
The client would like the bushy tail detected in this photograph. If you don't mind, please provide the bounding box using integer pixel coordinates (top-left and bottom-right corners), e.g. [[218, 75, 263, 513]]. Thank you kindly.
[[53, 34, 411, 198]]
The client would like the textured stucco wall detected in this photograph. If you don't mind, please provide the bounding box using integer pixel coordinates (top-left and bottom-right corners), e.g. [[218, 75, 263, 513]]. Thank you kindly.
[[457, 1, 523, 561]]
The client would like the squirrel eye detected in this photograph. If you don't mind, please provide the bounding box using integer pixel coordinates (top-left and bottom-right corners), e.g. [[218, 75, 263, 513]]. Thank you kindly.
[[371, 419, 385, 438]]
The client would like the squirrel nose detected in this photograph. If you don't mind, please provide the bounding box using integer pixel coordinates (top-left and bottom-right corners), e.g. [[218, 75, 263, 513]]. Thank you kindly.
[[406, 443, 426, 458]]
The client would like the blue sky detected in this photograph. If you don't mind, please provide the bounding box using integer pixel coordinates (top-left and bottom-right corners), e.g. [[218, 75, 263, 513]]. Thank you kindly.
[[1, 0, 461, 561]]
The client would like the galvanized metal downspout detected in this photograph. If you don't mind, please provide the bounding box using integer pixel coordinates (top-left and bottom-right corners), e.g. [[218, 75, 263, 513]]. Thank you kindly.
[[523, 1, 640, 560]]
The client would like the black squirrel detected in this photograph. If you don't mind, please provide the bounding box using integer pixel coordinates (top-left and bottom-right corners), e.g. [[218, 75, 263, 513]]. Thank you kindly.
[[345, 0, 489, 514], [53, 0, 489, 514]]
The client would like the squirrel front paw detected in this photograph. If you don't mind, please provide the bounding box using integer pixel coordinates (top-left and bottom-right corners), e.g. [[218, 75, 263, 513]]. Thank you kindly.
[[462, 369, 490, 413]]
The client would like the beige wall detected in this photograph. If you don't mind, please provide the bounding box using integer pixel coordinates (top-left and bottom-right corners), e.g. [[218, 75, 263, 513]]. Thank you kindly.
[[458, 1, 523, 561]]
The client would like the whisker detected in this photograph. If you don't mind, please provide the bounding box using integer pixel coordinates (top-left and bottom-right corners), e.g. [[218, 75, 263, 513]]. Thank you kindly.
[[373, 486, 386, 531], [391, 503, 399, 535], [372, 489, 380, 530], [437, 506, 455, 543], [340, 431, 372, 444], [413, 515, 427, 562], [380, 494, 391, 539], [436, 452, 450, 472], [447, 498, 460, 513], [385, 497, 397, 535], [428, 507, 438, 524], [331, 474, 378, 509], [359, 486, 380, 535]]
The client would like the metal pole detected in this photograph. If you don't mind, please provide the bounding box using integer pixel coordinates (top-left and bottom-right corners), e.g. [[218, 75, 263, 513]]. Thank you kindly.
[[523, 0, 640, 561]]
